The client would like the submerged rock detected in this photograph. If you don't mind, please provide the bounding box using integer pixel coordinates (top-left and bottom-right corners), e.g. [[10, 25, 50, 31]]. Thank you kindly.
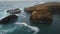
[[7, 8, 21, 14], [0, 15, 18, 24]]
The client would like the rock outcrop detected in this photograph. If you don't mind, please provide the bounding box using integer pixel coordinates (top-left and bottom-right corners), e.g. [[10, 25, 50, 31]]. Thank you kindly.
[[0, 15, 18, 24], [24, 2, 60, 14], [7, 8, 21, 14], [24, 2, 60, 24]]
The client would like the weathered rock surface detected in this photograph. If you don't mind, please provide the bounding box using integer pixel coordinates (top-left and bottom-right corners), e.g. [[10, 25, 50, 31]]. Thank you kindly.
[[7, 8, 21, 14], [24, 2, 60, 14], [24, 2, 60, 24], [0, 15, 18, 24]]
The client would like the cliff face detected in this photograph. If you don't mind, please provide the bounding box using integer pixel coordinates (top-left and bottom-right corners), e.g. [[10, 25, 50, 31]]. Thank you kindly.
[[30, 11, 52, 24]]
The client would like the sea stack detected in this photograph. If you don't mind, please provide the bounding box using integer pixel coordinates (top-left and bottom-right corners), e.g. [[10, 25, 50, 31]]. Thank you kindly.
[[0, 15, 18, 24]]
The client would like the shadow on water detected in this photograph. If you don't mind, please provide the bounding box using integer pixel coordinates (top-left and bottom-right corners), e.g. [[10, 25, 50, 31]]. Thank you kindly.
[[49, 6, 60, 15]]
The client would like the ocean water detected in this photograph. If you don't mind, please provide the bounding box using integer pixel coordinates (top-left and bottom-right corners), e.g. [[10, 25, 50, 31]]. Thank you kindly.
[[0, 1, 60, 34]]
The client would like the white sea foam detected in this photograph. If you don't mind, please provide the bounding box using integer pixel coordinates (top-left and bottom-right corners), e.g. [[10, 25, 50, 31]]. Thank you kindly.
[[20, 14, 26, 18], [15, 22, 40, 34]]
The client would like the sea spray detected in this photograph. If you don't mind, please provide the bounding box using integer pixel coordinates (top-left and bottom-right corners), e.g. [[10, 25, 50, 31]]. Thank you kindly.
[[15, 22, 40, 34]]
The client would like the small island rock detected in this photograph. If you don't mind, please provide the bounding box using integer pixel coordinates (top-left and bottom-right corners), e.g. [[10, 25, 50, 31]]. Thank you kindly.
[[0, 15, 18, 24], [7, 8, 21, 14]]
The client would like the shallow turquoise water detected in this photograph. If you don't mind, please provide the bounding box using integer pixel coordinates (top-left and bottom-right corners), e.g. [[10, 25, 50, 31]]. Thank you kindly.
[[0, 1, 60, 34]]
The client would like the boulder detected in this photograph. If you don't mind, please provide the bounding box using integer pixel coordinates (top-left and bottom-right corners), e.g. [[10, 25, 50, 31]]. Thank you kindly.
[[7, 8, 21, 14], [0, 15, 18, 24]]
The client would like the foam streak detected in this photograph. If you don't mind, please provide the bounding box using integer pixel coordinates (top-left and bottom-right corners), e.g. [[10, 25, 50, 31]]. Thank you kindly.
[[15, 22, 40, 34]]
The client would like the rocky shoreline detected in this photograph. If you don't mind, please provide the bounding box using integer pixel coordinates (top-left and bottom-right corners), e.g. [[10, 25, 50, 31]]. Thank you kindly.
[[24, 2, 60, 24], [1, 2, 60, 24]]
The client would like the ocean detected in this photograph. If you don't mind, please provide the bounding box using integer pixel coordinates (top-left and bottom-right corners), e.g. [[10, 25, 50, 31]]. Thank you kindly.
[[0, 1, 60, 34]]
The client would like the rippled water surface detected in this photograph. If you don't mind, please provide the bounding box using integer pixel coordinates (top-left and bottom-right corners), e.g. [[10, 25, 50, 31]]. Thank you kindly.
[[0, 1, 60, 34]]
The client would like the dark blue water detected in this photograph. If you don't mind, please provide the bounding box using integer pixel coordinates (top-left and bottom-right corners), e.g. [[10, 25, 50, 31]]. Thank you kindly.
[[0, 1, 60, 34]]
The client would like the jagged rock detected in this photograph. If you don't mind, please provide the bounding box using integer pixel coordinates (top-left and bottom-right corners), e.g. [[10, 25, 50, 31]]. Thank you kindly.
[[0, 15, 18, 24], [7, 8, 21, 14]]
